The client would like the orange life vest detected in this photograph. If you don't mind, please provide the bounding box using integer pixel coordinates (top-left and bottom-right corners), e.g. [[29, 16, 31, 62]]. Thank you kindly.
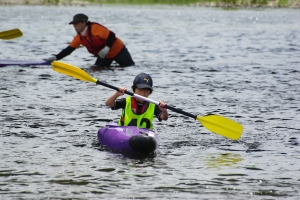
[[80, 22, 108, 56]]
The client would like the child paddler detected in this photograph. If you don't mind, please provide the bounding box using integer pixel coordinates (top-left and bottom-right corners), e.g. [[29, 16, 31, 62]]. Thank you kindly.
[[105, 73, 168, 130]]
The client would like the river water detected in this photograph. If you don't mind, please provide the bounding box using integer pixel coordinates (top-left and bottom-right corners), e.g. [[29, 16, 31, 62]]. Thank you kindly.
[[1, 5, 300, 199]]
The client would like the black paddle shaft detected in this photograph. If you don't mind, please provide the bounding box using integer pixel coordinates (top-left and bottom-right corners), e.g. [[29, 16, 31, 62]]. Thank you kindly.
[[96, 80, 197, 120]]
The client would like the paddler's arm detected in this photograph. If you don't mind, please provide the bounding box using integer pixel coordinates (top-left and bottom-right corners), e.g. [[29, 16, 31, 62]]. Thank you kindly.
[[106, 31, 116, 47], [55, 46, 76, 60], [105, 87, 126, 107], [55, 35, 80, 60], [44, 35, 79, 62], [158, 101, 168, 121]]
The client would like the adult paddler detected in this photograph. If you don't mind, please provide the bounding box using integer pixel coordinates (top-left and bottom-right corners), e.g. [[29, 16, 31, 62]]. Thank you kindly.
[[45, 13, 135, 68]]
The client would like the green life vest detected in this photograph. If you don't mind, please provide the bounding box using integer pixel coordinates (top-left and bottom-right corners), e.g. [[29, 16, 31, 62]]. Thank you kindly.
[[118, 97, 155, 130]]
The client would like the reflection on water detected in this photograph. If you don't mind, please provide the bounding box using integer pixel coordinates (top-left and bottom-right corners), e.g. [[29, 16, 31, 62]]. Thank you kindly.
[[205, 153, 243, 169], [1, 5, 300, 199]]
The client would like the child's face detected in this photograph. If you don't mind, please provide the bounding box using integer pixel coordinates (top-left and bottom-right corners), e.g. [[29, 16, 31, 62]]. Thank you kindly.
[[134, 88, 151, 102]]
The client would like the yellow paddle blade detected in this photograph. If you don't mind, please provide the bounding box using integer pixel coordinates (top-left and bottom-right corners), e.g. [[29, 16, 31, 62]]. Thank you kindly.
[[197, 115, 243, 140], [0, 29, 23, 40], [52, 61, 97, 83]]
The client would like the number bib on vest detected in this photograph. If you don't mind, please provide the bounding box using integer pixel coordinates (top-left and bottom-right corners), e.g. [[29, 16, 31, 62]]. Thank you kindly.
[[118, 97, 155, 130]]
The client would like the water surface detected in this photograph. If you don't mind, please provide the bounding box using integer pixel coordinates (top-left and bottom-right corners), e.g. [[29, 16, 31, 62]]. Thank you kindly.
[[1, 5, 300, 199]]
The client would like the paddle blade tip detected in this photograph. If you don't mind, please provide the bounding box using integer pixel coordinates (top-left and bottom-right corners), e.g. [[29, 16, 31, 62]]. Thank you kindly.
[[197, 115, 243, 140], [52, 61, 97, 83], [0, 29, 23, 40]]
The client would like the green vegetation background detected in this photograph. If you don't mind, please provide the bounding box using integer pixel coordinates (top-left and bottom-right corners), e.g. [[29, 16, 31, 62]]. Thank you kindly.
[[13, 0, 300, 8]]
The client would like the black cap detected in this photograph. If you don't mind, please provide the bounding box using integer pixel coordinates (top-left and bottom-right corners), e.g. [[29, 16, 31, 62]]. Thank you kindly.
[[69, 14, 88, 24], [133, 73, 153, 90]]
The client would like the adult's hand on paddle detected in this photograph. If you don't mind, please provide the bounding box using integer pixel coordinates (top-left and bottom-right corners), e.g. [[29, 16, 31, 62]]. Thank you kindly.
[[98, 46, 110, 58], [44, 55, 57, 63]]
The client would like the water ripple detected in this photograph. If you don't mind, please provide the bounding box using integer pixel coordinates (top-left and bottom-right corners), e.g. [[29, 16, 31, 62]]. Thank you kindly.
[[0, 5, 299, 199]]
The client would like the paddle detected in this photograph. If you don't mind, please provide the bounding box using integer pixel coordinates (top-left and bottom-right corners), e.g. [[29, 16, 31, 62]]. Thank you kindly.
[[0, 29, 23, 40], [52, 61, 243, 140]]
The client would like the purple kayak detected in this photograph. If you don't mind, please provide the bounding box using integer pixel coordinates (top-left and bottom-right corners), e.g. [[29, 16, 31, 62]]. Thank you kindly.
[[97, 122, 159, 154]]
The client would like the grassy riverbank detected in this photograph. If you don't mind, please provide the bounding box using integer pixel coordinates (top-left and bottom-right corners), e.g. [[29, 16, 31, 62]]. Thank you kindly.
[[0, 0, 299, 8]]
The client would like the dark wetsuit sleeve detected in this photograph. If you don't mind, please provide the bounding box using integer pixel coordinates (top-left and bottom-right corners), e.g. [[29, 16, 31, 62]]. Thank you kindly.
[[111, 98, 126, 110], [55, 46, 76, 60], [106, 31, 116, 48], [154, 105, 163, 121]]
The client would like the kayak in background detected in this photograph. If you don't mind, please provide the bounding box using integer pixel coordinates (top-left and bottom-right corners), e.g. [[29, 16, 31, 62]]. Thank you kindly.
[[97, 122, 159, 154], [0, 59, 49, 67]]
